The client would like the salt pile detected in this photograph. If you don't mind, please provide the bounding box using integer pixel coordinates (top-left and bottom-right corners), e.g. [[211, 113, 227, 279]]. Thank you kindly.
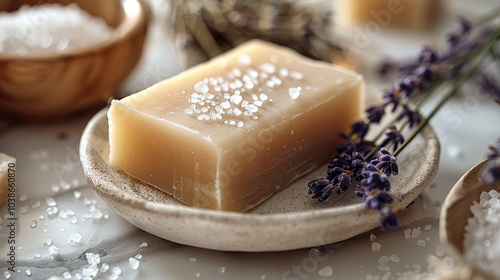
[[464, 189, 500, 277], [0, 3, 114, 54]]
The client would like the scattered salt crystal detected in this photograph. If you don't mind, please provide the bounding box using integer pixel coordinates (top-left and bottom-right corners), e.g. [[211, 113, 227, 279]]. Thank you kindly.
[[416, 240, 426, 246], [411, 228, 422, 239], [489, 198, 500, 209], [32, 201, 41, 209], [51, 184, 61, 192], [232, 68, 242, 77], [33, 253, 41, 259], [67, 232, 83, 246], [194, 81, 209, 94], [308, 248, 321, 257], [111, 266, 122, 275], [389, 254, 400, 263], [318, 266, 333, 277], [260, 63, 276, 74], [4, 271, 11, 279], [70, 216, 78, 224], [370, 234, 377, 242], [43, 238, 52, 247], [238, 55, 252, 66], [290, 71, 304, 80], [129, 257, 140, 270], [372, 242, 382, 251], [45, 197, 57, 207], [423, 202, 432, 212], [245, 104, 258, 113], [481, 191, 491, 201], [289, 87, 302, 100], [189, 257, 197, 262], [30, 220, 37, 229], [19, 205, 30, 214], [48, 244, 59, 256], [63, 271, 71, 279], [19, 194, 28, 201], [253, 100, 263, 106], [237, 121, 244, 128], [279, 68, 289, 78], [86, 253, 101, 265], [47, 206, 59, 218], [424, 225, 432, 231], [218, 266, 226, 274], [195, 272, 201, 277], [82, 264, 98, 277], [490, 189, 499, 198], [265, 80, 275, 88], [100, 263, 110, 273], [378, 256, 390, 264]]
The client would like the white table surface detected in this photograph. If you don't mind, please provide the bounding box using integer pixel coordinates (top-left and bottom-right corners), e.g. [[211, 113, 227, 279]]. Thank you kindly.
[[1, 0, 500, 279]]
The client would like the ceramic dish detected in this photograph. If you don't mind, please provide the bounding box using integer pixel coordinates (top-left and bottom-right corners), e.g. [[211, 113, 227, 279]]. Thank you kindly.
[[440, 160, 498, 280], [80, 97, 440, 252]]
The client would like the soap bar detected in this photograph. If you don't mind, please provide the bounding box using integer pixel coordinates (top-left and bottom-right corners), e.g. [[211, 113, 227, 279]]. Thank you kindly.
[[108, 40, 364, 212], [342, 0, 441, 29], [0, 153, 16, 206]]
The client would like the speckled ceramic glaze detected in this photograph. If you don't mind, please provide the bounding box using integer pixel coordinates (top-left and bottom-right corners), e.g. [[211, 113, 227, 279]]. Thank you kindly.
[[440, 160, 499, 280], [80, 96, 440, 252]]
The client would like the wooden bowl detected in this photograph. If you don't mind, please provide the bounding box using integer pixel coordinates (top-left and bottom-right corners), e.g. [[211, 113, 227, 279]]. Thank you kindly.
[[440, 160, 499, 280], [0, 0, 149, 120]]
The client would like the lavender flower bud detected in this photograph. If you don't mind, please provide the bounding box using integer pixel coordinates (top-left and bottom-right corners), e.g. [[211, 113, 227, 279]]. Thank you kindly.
[[380, 130, 405, 152], [370, 148, 399, 176], [379, 207, 398, 232], [361, 164, 391, 191], [366, 106, 385, 124]]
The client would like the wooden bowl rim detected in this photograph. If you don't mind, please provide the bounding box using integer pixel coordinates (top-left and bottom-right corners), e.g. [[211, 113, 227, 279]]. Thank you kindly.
[[0, 0, 149, 60]]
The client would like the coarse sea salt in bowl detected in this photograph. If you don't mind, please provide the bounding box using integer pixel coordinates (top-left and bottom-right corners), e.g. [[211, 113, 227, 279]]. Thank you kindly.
[[440, 160, 500, 280], [0, 0, 148, 120]]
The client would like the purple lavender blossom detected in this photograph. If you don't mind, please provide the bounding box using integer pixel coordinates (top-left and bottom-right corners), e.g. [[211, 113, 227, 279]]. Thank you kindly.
[[383, 89, 401, 112], [366, 106, 385, 124], [380, 130, 405, 151], [365, 191, 393, 210], [418, 46, 438, 65], [350, 121, 369, 140], [308, 178, 333, 202], [360, 164, 391, 192], [370, 148, 399, 176], [482, 139, 500, 188], [397, 104, 422, 128], [379, 207, 398, 232], [487, 140, 500, 159], [477, 73, 500, 101], [334, 172, 352, 194]]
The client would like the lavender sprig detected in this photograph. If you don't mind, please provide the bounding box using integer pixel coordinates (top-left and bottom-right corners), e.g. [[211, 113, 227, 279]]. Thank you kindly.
[[309, 11, 500, 231], [482, 139, 500, 187]]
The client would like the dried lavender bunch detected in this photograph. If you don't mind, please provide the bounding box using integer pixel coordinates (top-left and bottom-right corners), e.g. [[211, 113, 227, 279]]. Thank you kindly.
[[167, 0, 343, 67], [309, 11, 500, 231], [481, 139, 500, 188]]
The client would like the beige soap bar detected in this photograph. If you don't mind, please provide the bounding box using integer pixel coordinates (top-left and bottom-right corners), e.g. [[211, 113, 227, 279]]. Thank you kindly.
[[108, 40, 364, 212], [0, 153, 16, 206], [342, 0, 441, 29]]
